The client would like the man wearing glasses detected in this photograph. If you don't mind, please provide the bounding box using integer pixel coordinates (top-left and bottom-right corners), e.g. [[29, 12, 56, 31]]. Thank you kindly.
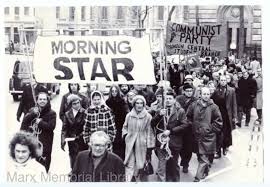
[[70, 131, 125, 182]]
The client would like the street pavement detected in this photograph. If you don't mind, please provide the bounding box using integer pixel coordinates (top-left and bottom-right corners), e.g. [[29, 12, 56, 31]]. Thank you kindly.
[[4, 54, 264, 182]]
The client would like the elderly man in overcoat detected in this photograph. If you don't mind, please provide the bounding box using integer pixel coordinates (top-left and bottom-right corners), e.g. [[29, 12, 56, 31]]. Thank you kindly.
[[186, 87, 223, 182]]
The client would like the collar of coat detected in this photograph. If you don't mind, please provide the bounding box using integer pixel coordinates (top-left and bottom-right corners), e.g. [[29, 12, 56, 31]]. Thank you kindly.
[[89, 104, 109, 110], [65, 107, 85, 118], [166, 102, 182, 119], [87, 150, 109, 171], [129, 108, 148, 119], [197, 98, 214, 108]]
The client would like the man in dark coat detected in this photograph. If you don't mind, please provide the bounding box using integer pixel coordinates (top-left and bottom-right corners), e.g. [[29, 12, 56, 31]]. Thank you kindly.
[[238, 70, 257, 126], [169, 63, 185, 95], [151, 88, 188, 182], [186, 87, 223, 182], [70, 131, 125, 182], [176, 83, 197, 173], [20, 92, 56, 172], [9, 40, 14, 54], [61, 94, 88, 171], [16, 82, 48, 122], [59, 83, 88, 122], [212, 75, 237, 158]]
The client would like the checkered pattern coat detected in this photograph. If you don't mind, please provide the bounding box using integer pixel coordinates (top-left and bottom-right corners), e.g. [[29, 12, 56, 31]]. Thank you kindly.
[[83, 104, 116, 144]]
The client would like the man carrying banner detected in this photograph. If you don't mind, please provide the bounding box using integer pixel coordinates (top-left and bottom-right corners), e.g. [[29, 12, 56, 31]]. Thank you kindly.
[[20, 92, 56, 172], [151, 88, 188, 182]]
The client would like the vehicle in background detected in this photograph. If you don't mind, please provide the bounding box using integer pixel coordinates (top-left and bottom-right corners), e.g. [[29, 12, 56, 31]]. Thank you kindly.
[[9, 60, 60, 101]]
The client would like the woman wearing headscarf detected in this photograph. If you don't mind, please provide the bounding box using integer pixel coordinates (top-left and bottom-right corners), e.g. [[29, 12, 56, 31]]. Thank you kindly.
[[106, 85, 129, 161], [122, 95, 155, 182], [83, 90, 116, 145]]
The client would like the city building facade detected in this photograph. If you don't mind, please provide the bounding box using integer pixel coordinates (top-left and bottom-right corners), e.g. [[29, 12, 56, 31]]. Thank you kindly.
[[4, 5, 262, 59]]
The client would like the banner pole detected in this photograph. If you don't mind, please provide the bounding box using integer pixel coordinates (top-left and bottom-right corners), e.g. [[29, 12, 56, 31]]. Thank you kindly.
[[21, 28, 37, 105]]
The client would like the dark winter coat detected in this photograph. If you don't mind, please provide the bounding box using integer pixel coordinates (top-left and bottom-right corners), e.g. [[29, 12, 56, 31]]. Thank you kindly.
[[21, 103, 56, 154], [151, 102, 189, 150], [238, 77, 257, 108], [106, 97, 129, 144], [59, 92, 88, 122], [186, 99, 223, 154], [17, 84, 48, 119], [71, 150, 125, 182], [61, 107, 88, 151], [175, 95, 197, 112], [212, 85, 237, 129]]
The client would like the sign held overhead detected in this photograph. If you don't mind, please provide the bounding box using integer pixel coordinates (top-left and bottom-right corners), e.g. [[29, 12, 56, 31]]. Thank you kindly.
[[33, 35, 156, 84], [166, 21, 227, 57]]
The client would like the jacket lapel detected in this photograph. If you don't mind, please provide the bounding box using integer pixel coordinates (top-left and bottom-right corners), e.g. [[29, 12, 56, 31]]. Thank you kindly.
[[225, 85, 230, 98], [67, 109, 75, 124]]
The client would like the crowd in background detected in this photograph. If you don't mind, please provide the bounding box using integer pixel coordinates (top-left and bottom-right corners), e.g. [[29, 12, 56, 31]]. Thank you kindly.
[[8, 53, 262, 182]]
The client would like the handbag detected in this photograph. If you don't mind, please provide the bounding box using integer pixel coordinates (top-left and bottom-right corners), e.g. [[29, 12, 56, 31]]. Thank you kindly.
[[140, 159, 154, 175]]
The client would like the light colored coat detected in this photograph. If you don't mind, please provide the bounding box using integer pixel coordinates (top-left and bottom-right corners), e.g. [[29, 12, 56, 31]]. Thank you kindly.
[[122, 108, 155, 169], [7, 158, 47, 182], [255, 75, 263, 109]]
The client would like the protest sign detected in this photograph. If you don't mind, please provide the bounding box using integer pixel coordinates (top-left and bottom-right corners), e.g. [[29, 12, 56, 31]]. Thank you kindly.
[[33, 35, 156, 84], [166, 21, 227, 57]]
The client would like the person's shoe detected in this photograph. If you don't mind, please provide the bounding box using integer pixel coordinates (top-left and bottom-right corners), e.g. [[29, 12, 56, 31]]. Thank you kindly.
[[193, 177, 200, 182], [236, 122, 241, 128], [214, 151, 221, 159], [201, 173, 208, 179], [245, 123, 249, 127], [183, 166, 188, 173], [223, 148, 228, 156]]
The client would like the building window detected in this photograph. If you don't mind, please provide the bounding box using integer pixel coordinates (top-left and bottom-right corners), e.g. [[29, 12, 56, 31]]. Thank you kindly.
[[90, 7, 94, 20], [101, 31, 108, 36], [69, 7, 75, 21], [101, 7, 108, 19], [158, 6, 164, 20], [24, 7, 29, 16], [5, 7, 9, 15], [81, 6, 86, 21], [183, 6, 189, 21], [131, 6, 138, 19], [117, 6, 123, 19], [56, 7, 60, 19], [15, 7, 20, 15]]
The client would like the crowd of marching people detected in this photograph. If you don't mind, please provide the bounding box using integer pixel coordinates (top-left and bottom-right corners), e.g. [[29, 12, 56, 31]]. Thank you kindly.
[[8, 53, 262, 182]]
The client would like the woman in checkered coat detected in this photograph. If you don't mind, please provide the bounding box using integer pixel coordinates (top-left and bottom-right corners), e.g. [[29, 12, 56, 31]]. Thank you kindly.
[[83, 91, 116, 145]]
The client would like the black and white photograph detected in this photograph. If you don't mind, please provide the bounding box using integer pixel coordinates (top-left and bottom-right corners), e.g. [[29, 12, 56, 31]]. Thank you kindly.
[[2, 2, 265, 183]]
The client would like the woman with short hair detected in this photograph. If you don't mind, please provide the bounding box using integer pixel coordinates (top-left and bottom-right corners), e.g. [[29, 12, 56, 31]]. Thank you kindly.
[[122, 95, 155, 182], [7, 131, 47, 182]]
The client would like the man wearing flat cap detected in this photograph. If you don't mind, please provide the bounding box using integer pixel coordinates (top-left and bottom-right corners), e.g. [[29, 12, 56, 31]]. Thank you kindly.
[[176, 83, 197, 173], [178, 75, 195, 96]]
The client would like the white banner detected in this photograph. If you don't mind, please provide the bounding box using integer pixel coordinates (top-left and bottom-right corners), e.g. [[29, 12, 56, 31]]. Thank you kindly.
[[33, 35, 156, 84]]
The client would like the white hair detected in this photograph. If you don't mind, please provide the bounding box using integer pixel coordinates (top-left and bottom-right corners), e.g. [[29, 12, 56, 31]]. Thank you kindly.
[[89, 131, 111, 146]]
